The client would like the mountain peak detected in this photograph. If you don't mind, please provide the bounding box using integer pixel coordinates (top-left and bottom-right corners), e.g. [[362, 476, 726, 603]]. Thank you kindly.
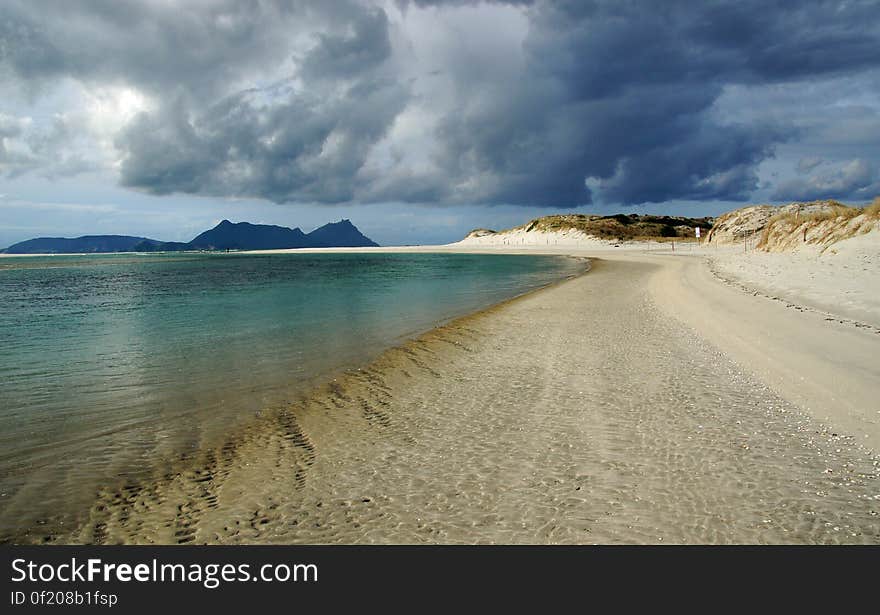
[[307, 219, 378, 248]]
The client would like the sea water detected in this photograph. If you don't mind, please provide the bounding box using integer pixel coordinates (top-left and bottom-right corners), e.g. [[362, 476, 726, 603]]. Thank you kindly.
[[0, 251, 581, 538]]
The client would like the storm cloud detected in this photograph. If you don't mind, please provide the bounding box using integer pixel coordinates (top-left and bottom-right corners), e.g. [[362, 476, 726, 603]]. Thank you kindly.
[[2, 0, 880, 207], [772, 158, 880, 201]]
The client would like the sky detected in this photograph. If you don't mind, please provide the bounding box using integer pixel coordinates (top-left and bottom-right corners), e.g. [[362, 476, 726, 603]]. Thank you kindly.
[[1, 0, 880, 247]]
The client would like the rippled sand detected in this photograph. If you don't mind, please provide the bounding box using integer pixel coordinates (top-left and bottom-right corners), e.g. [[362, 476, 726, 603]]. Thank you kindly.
[[19, 257, 880, 544]]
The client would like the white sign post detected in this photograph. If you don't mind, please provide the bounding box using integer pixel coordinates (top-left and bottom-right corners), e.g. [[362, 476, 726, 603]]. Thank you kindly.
[[695, 226, 701, 239]]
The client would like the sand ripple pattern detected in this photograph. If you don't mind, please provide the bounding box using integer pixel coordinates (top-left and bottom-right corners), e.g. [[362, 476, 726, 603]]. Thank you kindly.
[[20, 259, 880, 544]]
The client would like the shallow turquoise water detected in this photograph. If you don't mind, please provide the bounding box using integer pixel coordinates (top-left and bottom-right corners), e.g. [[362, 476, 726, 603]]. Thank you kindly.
[[0, 251, 581, 537]]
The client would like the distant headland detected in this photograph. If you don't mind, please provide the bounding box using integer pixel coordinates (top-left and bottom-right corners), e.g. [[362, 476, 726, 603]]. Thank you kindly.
[[0, 219, 379, 254]]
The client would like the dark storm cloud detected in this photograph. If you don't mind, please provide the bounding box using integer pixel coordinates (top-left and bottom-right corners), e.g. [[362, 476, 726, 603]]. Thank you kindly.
[[429, 0, 877, 206], [299, 9, 392, 81], [398, 0, 535, 7], [797, 157, 824, 175], [771, 158, 880, 201], [0, 1, 308, 99], [118, 77, 408, 203], [112, 2, 403, 203], [2, 0, 880, 206]]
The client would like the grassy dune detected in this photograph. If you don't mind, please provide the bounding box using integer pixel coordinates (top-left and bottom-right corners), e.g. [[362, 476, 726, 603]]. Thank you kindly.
[[758, 198, 880, 251], [470, 213, 714, 242]]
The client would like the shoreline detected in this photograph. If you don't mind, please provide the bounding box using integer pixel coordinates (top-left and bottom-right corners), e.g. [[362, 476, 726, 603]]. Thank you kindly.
[[0, 251, 590, 545], [7, 245, 877, 544]]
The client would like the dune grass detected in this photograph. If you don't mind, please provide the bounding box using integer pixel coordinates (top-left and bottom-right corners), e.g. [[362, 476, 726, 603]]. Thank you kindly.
[[765, 201, 854, 227], [758, 198, 879, 250]]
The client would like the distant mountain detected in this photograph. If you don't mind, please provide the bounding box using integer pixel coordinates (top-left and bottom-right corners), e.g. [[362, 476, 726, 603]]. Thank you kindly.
[[131, 240, 192, 252], [305, 219, 379, 248], [2, 235, 161, 254], [2, 220, 379, 254], [187, 220, 311, 251]]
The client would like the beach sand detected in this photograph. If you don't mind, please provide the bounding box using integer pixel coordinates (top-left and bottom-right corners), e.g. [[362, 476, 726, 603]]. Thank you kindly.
[[706, 236, 880, 330], [34, 246, 878, 545]]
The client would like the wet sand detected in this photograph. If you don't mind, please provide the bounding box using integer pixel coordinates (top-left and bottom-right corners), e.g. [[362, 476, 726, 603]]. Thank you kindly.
[[29, 251, 879, 545]]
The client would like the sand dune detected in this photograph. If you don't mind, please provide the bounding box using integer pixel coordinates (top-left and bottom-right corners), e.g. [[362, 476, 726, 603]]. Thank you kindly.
[[28, 245, 878, 545]]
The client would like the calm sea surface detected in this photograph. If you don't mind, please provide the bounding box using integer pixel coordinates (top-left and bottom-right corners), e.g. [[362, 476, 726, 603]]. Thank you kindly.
[[0, 251, 581, 537]]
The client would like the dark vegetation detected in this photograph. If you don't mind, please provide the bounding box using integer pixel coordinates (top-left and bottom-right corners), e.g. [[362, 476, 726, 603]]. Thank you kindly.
[[517, 213, 713, 241]]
